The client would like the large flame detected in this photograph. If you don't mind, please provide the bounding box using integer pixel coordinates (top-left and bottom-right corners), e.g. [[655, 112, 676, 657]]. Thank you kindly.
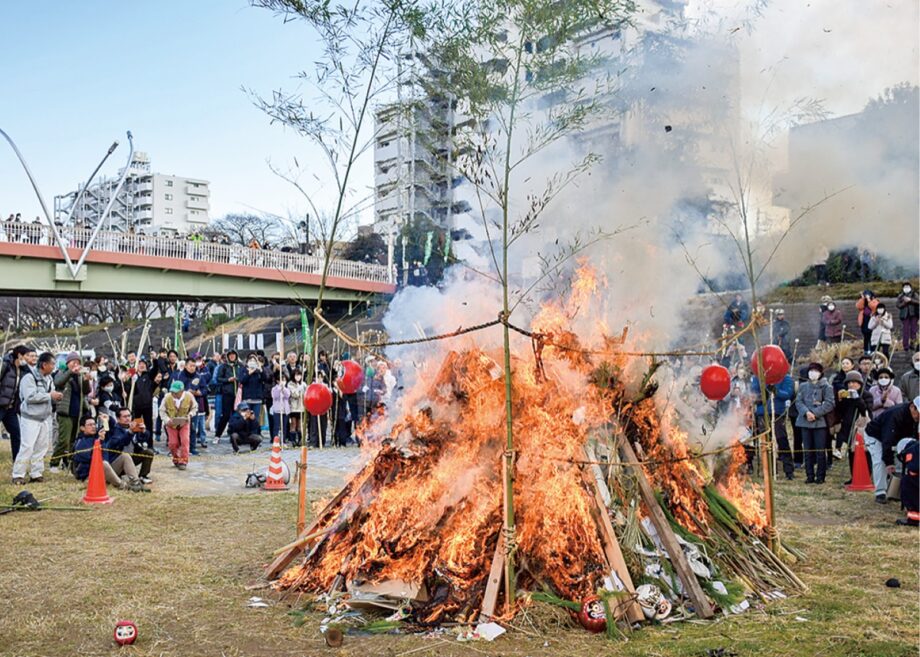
[[278, 262, 766, 620]]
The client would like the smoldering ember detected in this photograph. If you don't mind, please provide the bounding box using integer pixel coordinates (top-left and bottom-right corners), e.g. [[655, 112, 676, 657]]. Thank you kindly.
[[0, 2, 917, 657]]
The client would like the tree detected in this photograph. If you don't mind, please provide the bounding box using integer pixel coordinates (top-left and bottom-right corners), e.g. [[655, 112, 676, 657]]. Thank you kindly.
[[207, 213, 288, 247], [432, 0, 637, 610], [341, 232, 387, 265]]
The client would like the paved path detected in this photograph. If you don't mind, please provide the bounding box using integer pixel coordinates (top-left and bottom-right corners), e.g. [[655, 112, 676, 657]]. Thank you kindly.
[[149, 438, 363, 497]]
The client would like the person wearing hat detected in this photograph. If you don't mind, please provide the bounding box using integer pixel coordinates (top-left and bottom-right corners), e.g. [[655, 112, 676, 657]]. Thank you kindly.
[[869, 367, 903, 419], [895, 281, 919, 352], [49, 351, 91, 472], [863, 397, 920, 504], [821, 299, 843, 345], [794, 362, 836, 484], [834, 370, 873, 477], [228, 402, 261, 453], [771, 308, 793, 362], [158, 380, 197, 470]]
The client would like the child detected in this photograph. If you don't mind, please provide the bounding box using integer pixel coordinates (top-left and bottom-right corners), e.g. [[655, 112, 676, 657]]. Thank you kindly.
[[286, 369, 306, 446], [270, 372, 291, 445]]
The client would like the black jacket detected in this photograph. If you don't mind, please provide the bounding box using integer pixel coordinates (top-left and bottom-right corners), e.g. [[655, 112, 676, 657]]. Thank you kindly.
[[216, 361, 242, 396], [0, 355, 26, 410], [228, 412, 260, 437], [865, 402, 919, 465], [835, 389, 873, 444], [130, 372, 157, 411]]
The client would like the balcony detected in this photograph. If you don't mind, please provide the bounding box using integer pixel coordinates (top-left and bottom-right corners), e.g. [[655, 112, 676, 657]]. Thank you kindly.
[[136, 209, 154, 220], [135, 182, 153, 193], [185, 184, 209, 196], [186, 196, 209, 211]]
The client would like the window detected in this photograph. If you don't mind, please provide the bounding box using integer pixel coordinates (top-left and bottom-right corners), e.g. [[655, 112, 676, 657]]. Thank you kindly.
[[165, 208, 173, 215], [190, 210, 199, 215], [165, 180, 173, 187], [165, 193, 173, 201]]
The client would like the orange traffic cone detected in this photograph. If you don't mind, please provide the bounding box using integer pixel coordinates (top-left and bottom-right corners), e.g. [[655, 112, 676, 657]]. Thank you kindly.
[[83, 438, 113, 504], [846, 431, 875, 492], [264, 437, 288, 491]]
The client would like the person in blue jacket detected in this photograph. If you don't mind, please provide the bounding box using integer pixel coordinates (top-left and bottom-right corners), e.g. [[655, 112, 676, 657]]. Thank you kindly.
[[751, 372, 796, 480], [239, 354, 265, 422], [72, 415, 146, 491]]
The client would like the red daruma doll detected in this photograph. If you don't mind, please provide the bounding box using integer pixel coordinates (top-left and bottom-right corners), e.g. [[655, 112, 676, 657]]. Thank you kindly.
[[113, 620, 138, 646]]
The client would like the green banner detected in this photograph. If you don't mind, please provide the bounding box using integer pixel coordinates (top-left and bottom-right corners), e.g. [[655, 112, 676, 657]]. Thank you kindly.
[[301, 308, 312, 363], [423, 231, 433, 265]]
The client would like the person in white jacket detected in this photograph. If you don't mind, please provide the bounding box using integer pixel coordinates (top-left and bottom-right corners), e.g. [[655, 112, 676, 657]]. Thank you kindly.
[[867, 303, 894, 359], [12, 353, 63, 484]]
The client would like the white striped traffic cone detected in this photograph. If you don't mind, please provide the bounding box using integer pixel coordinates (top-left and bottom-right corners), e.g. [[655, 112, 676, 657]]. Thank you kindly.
[[264, 436, 288, 491]]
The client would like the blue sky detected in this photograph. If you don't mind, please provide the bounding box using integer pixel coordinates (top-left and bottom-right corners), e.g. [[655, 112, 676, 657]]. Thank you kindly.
[[1, 1, 916, 228], [0, 1, 335, 222]]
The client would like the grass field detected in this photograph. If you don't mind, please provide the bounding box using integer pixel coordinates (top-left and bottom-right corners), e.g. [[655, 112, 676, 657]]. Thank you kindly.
[[0, 450, 917, 657]]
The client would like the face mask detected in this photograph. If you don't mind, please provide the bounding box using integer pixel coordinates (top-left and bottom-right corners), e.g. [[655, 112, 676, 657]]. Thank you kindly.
[[248, 360, 258, 369], [808, 371, 820, 381], [914, 361, 920, 371], [827, 304, 835, 311], [904, 287, 912, 294], [98, 365, 107, 372], [878, 377, 891, 387], [103, 385, 114, 393]]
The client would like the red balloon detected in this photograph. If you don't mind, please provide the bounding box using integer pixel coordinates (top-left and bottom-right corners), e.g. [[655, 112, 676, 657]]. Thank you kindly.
[[304, 383, 332, 416], [700, 364, 732, 400], [338, 360, 364, 394], [751, 345, 789, 385]]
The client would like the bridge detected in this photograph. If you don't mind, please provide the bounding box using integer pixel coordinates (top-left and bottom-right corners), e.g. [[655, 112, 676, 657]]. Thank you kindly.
[[0, 222, 395, 303]]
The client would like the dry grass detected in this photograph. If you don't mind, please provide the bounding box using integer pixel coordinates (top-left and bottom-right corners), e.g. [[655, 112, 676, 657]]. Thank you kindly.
[[0, 449, 917, 657]]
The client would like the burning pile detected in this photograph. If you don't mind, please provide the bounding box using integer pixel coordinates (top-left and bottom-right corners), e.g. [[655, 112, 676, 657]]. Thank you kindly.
[[268, 265, 804, 630]]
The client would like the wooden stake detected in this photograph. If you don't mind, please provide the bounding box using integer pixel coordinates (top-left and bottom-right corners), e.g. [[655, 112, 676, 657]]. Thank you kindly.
[[616, 437, 714, 619], [479, 534, 505, 620], [265, 484, 350, 579], [579, 446, 644, 624]]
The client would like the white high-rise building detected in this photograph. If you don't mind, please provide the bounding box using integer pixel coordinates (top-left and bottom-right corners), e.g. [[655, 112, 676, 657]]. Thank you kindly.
[[372, 53, 466, 237], [54, 151, 210, 235]]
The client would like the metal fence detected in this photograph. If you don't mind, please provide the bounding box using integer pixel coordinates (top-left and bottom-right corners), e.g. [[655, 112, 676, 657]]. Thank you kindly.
[[0, 221, 392, 284]]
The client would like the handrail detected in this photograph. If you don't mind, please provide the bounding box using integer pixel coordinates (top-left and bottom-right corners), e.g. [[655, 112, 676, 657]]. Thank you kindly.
[[0, 221, 392, 284]]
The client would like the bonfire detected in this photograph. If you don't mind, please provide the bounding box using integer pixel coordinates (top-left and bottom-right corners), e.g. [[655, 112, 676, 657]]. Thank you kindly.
[[268, 264, 805, 634]]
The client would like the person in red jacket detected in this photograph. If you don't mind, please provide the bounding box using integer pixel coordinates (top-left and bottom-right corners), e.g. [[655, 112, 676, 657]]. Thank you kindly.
[[856, 290, 880, 354], [821, 301, 844, 344]]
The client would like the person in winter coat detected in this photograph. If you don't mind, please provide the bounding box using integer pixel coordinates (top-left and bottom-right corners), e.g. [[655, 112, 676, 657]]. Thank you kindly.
[[856, 290, 880, 354], [772, 309, 793, 361], [129, 359, 160, 434], [794, 362, 836, 484], [723, 293, 750, 328], [271, 372, 291, 444], [152, 349, 179, 442], [896, 438, 919, 526], [214, 350, 242, 441], [816, 295, 831, 345], [896, 282, 919, 351], [50, 352, 91, 471], [261, 354, 276, 439], [159, 380, 197, 470], [12, 352, 62, 484], [821, 300, 844, 343], [177, 359, 207, 455], [287, 370, 306, 447], [97, 374, 124, 422], [239, 355, 265, 422], [751, 373, 796, 480], [228, 403, 261, 453], [869, 367, 903, 418], [863, 398, 920, 504], [112, 406, 154, 483], [833, 370, 873, 476], [71, 415, 146, 491], [831, 357, 856, 397], [899, 351, 920, 402], [867, 303, 894, 358], [0, 345, 33, 461]]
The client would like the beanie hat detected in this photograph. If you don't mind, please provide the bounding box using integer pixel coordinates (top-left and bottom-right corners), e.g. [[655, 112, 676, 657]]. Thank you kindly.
[[808, 362, 824, 373], [169, 380, 185, 393], [913, 396, 920, 409], [844, 371, 863, 385], [66, 351, 81, 364]]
